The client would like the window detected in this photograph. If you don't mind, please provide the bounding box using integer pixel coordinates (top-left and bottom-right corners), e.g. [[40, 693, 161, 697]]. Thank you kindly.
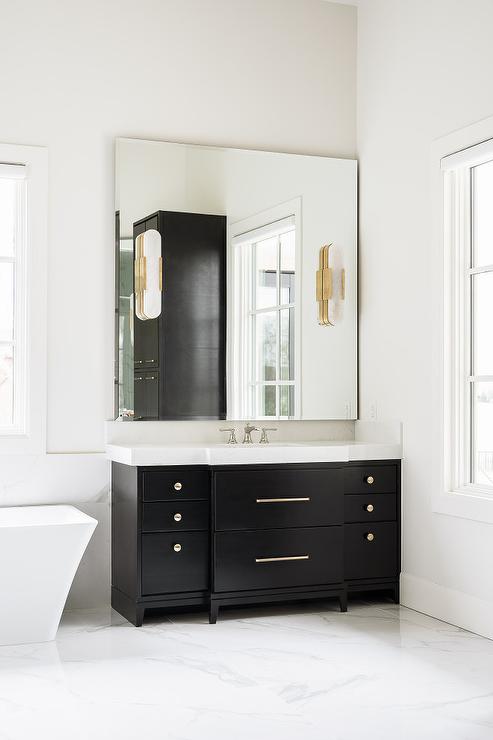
[[442, 141, 493, 495], [0, 164, 27, 433], [0, 143, 47, 452], [470, 162, 493, 487], [231, 212, 299, 419]]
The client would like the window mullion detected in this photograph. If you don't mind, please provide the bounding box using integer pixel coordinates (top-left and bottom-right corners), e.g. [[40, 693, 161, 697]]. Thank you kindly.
[[249, 302, 294, 316], [469, 264, 493, 275]]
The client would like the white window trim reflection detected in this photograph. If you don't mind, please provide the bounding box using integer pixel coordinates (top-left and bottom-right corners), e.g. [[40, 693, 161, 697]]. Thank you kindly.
[[229, 199, 301, 420], [250, 219, 295, 419], [432, 118, 493, 524], [0, 143, 47, 453], [0, 164, 27, 435]]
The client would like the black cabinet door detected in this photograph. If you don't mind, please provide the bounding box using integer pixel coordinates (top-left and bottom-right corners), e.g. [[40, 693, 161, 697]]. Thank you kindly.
[[141, 532, 209, 595], [214, 527, 343, 592], [134, 319, 159, 370], [215, 468, 343, 530], [134, 373, 159, 420], [344, 522, 398, 580]]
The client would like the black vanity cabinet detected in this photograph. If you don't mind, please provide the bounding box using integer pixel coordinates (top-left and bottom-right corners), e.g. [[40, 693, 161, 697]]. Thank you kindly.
[[344, 461, 401, 602], [133, 211, 227, 421], [111, 463, 211, 627], [111, 460, 401, 626]]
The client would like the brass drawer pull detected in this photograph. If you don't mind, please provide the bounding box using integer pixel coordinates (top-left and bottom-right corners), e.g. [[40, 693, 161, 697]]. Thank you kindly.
[[366, 476, 375, 485], [256, 497, 310, 504], [366, 533, 375, 542], [173, 543, 182, 552], [365, 504, 374, 512], [173, 513, 182, 522], [255, 555, 310, 563], [174, 482, 183, 491]]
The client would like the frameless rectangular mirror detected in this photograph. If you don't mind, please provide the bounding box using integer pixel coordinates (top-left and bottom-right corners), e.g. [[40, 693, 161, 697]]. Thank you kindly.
[[115, 138, 357, 421]]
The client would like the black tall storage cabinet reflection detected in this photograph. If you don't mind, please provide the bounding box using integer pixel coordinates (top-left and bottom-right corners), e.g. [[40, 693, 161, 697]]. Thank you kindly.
[[133, 211, 227, 420]]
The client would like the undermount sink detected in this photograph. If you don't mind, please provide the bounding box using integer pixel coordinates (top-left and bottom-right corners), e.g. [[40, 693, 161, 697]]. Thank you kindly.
[[208, 442, 348, 465]]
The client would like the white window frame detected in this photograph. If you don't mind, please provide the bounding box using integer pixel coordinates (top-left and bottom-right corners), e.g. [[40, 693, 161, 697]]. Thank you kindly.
[[228, 199, 302, 420], [0, 143, 47, 454], [432, 117, 493, 523]]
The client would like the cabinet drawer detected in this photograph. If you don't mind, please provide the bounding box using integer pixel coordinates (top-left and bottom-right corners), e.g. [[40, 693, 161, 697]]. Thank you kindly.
[[142, 469, 209, 502], [214, 468, 343, 531], [141, 532, 209, 595], [214, 527, 343, 592], [344, 465, 397, 494], [344, 522, 398, 580], [142, 501, 209, 532], [344, 494, 396, 523]]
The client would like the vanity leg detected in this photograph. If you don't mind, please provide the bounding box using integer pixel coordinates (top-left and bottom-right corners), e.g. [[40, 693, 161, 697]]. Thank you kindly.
[[111, 588, 145, 627], [393, 582, 400, 605], [209, 602, 219, 624], [339, 589, 348, 613]]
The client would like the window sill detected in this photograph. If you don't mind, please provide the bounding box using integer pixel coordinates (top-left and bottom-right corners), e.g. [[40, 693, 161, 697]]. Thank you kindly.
[[0, 427, 27, 437], [433, 487, 493, 525], [0, 430, 45, 455]]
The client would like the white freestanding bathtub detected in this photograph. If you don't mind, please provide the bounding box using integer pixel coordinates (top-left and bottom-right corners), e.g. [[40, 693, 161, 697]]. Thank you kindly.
[[0, 505, 97, 646]]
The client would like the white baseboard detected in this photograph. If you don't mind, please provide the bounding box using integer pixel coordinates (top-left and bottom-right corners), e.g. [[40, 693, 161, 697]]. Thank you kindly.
[[401, 572, 493, 641]]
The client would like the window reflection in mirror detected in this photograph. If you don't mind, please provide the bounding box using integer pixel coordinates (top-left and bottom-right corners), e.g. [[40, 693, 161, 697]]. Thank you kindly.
[[118, 237, 134, 417], [233, 216, 296, 420]]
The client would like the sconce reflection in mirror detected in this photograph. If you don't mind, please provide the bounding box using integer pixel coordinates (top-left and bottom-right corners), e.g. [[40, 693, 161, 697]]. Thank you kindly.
[[134, 229, 163, 320], [316, 243, 345, 326]]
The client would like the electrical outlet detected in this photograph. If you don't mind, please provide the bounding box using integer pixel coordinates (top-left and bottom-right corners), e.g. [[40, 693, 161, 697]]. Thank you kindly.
[[369, 401, 377, 421]]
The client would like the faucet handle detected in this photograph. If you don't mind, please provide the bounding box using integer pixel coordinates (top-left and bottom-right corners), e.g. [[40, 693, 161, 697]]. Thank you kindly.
[[242, 424, 259, 444], [259, 427, 278, 444], [219, 428, 238, 444]]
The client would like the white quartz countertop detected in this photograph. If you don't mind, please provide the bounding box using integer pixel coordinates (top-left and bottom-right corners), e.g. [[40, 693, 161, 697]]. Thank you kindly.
[[106, 440, 401, 467]]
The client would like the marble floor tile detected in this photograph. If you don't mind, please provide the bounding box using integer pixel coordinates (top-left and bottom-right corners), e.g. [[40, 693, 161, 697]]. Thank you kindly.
[[1, 600, 493, 739]]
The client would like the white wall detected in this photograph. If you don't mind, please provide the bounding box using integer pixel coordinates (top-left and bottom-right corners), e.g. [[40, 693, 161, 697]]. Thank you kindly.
[[357, 0, 493, 637], [0, 0, 356, 606]]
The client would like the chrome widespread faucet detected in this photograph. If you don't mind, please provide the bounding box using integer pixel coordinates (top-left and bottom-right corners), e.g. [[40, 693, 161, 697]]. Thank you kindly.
[[219, 427, 238, 444], [259, 427, 278, 444], [242, 423, 258, 444]]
